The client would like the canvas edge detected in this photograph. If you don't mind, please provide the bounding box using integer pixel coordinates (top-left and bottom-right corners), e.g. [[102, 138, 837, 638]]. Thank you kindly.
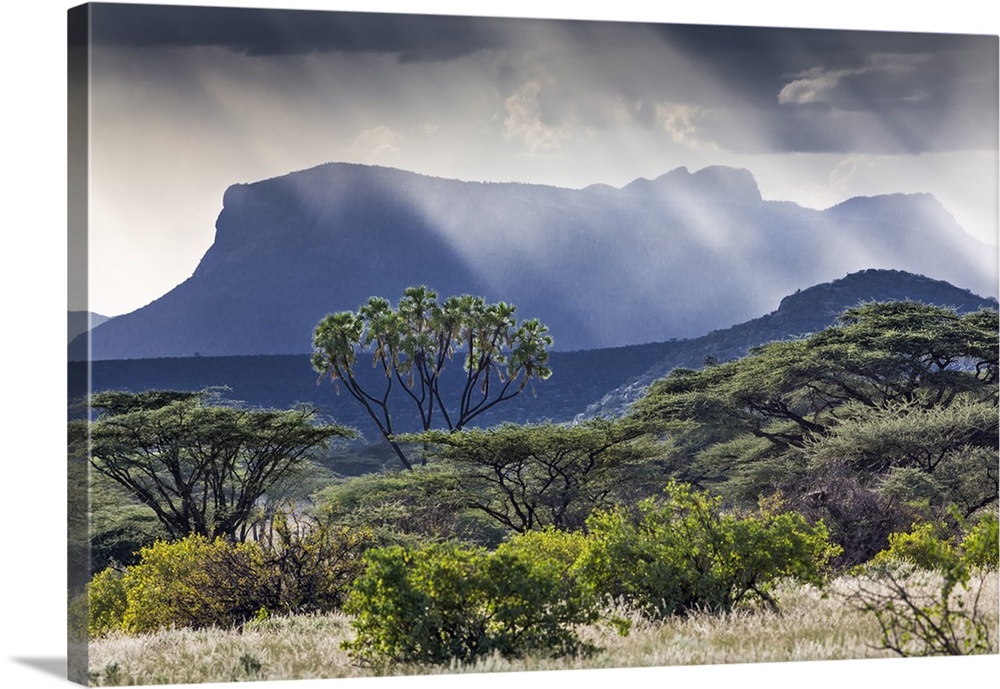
[[67, 2, 92, 685]]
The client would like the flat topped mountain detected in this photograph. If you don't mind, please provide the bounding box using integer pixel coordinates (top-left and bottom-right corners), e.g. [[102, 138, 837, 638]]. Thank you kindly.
[[71, 163, 998, 361]]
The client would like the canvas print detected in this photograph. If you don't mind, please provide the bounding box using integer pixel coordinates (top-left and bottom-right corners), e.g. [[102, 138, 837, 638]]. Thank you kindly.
[[67, 2, 999, 686]]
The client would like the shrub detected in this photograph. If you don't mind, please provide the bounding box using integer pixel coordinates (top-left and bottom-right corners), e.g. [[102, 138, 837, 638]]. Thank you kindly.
[[492, 528, 597, 643], [868, 520, 957, 572], [342, 538, 595, 668], [961, 512, 999, 570], [850, 512, 998, 656], [494, 526, 589, 576], [117, 535, 269, 634], [86, 520, 374, 637], [576, 481, 840, 619], [255, 514, 374, 614], [867, 512, 999, 574], [85, 568, 129, 638]]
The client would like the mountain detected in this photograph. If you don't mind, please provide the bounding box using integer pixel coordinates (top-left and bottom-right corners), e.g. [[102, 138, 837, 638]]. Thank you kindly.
[[579, 269, 999, 419], [68, 310, 109, 344], [69, 163, 998, 361], [69, 270, 997, 443]]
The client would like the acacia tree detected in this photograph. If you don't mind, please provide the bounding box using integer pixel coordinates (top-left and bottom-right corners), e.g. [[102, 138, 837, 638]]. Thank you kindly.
[[312, 286, 553, 470], [411, 419, 665, 533], [76, 390, 352, 540], [629, 301, 999, 564], [633, 302, 998, 470]]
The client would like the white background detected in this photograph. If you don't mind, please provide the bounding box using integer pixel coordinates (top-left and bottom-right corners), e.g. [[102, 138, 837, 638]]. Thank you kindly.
[[1, 1, 997, 688]]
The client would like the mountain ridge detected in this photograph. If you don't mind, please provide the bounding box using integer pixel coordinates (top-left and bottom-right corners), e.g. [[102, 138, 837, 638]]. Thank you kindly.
[[579, 268, 999, 419], [70, 270, 998, 446]]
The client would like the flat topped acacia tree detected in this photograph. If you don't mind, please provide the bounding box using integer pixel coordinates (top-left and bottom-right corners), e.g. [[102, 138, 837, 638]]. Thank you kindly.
[[312, 286, 553, 470], [78, 389, 352, 541]]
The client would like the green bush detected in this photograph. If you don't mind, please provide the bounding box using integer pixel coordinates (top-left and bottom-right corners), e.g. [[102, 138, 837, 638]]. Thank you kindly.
[[868, 520, 958, 572], [576, 481, 840, 619], [86, 520, 373, 637], [342, 538, 595, 668], [867, 512, 998, 573], [85, 567, 129, 638], [961, 513, 999, 570], [117, 535, 269, 634], [495, 526, 589, 576], [851, 512, 998, 656]]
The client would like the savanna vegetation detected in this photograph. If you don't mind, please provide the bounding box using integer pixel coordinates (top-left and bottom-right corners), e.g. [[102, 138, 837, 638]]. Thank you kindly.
[[73, 290, 999, 685]]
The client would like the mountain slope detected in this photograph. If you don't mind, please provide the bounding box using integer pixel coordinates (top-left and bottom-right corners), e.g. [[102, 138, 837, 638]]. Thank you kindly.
[[71, 270, 997, 442], [68, 311, 109, 345], [579, 269, 1000, 419], [70, 163, 998, 360]]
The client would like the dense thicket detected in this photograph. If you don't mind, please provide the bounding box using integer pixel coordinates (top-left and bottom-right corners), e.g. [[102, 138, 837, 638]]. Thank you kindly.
[[85, 518, 373, 637], [629, 301, 998, 564]]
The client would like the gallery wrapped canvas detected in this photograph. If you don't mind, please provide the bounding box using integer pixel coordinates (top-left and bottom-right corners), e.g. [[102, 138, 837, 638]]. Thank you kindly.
[[67, 1, 999, 686]]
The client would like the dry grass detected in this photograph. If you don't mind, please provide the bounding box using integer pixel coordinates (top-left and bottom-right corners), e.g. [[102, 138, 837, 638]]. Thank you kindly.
[[87, 614, 364, 685], [86, 573, 998, 686]]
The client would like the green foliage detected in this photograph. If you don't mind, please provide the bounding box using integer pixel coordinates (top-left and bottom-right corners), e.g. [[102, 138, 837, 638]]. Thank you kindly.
[[636, 303, 997, 460], [78, 389, 352, 540], [694, 434, 807, 504], [869, 521, 958, 572], [342, 538, 595, 668], [878, 466, 944, 509], [86, 519, 373, 637], [495, 527, 594, 613], [85, 567, 129, 638], [312, 286, 553, 470], [868, 512, 999, 574], [961, 513, 999, 570], [809, 301, 998, 408], [576, 481, 840, 619], [117, 535, 270, 634], [87, 472, 170, 574], [312, 463, 506, 547], [811, 398, 997, 475], [495, 526, 589, 572], [809, 399, 998, 516], [411, 418, 665, 533], [630, 302, 999, 565], [851, 512, 998, 656]]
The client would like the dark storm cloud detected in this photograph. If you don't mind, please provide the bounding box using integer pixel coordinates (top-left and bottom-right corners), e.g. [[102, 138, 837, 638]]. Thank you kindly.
[[81, 3, 998, 154], [82, 2, 525, 59], [655, 24, 992, 106], [651, 24, 999, 153]]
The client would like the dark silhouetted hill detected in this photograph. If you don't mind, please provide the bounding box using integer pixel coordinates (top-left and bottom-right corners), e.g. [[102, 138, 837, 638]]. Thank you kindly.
[[68, 311, 109, 344], [69, 270, 997, 442], [579, 269, 999, 419]]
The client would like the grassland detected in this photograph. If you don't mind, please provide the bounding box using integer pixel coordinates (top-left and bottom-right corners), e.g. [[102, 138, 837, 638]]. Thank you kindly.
[[85, 573, 998, 686]]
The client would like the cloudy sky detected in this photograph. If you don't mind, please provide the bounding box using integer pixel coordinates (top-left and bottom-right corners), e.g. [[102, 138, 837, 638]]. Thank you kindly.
[[74, 0, 998, 317]]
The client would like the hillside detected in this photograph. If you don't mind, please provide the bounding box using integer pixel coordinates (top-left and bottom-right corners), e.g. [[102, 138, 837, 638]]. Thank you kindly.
[[580, 269, 999, 419], [68, 310, 109, 344], [69, 163, 997, 360], [69, 270, 997, 443]]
